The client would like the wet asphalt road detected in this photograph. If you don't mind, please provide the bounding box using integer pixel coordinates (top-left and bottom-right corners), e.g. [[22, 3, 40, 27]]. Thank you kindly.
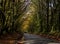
[[0, 33, 59, 44], [24, 33, 59, 44]]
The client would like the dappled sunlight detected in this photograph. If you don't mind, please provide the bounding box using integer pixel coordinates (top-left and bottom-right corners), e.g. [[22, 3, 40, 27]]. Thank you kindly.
[[20, 0, 37, 32]]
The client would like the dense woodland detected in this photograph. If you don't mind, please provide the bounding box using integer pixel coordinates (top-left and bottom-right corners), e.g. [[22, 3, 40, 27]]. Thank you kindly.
[[0, 0, 60, 39]]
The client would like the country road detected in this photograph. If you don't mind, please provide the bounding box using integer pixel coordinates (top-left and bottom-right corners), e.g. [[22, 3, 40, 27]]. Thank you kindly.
[[0, 33, 59, 44], [21, 33, 59, 44]]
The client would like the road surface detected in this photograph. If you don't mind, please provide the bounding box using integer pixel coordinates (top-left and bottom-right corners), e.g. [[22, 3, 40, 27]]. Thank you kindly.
[[0, 33, 59, 44], [23, 33, 59, 44]]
